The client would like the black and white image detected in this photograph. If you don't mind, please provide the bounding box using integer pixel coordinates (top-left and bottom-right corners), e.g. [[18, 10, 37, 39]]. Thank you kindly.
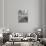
[[0, 0, 46, 46], [18, 10, 28, 23]]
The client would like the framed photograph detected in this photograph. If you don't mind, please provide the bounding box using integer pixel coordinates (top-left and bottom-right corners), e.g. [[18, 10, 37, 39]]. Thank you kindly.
[[18, 9, 28, 23]]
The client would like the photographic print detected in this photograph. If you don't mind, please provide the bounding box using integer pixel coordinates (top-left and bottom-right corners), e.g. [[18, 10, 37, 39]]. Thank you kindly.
[[18, 9, 28, 23]]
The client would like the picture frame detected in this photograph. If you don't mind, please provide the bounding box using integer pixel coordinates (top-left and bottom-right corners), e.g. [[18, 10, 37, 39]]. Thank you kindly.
[[18, 9, 28, 23]]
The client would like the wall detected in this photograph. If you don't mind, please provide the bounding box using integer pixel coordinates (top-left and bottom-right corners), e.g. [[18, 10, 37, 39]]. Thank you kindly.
[[4, 0, 43, 32], [42, 0, 46, 37], [0, 0, 3, 28], [0, 0, 3, 33]]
